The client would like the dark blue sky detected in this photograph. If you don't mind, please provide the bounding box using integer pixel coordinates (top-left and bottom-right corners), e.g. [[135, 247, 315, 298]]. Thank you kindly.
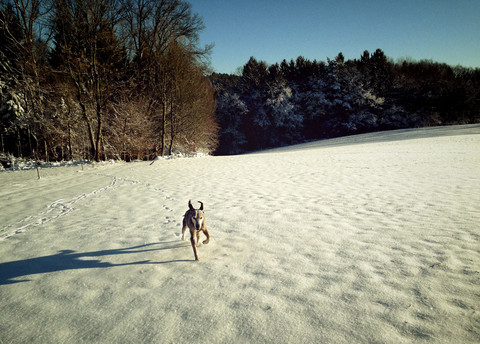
[[190, 0, 480, 74]]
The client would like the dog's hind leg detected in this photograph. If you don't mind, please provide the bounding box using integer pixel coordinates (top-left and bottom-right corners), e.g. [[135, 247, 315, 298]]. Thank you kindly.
[[190, 235, 199, 261]]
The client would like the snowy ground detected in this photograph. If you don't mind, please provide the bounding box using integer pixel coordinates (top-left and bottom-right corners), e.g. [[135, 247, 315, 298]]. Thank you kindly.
[[1, 124, 479, 343]]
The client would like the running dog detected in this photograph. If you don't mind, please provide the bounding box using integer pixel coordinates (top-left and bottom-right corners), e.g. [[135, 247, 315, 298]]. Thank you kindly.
[[182, 200, 210, 261]]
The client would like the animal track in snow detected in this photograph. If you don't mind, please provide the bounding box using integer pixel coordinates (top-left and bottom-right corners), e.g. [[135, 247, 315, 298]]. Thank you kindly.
[[0, 177, 117, 240], [93, 173, 175, 201], [1, 171, 176, 241]]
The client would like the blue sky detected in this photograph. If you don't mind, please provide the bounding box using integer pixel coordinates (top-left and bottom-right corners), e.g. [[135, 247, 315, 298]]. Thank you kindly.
[[189, 0, 480, 74]]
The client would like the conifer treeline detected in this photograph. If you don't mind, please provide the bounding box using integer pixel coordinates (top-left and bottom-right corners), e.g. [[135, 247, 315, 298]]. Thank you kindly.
[[1, 0, 218, 162], [212, 51, 480, 155]]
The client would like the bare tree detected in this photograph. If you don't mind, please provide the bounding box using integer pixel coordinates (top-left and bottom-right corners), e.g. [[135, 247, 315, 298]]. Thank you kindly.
[[164, 41, 217, 154], [50, 0, 125, 161], [122, 0, 211, 157]]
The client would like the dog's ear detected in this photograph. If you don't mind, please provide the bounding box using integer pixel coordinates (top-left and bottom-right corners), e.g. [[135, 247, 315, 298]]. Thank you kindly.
[[198, 201, 204, 211], [188, 200, 194, 211]]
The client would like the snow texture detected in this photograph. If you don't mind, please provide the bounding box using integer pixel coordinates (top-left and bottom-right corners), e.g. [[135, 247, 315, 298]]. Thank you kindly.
[[1, 124, 479, 343]]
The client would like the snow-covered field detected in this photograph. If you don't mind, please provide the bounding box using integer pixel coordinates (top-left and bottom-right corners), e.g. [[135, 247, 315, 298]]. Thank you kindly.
[[1, 124, 479, 343]]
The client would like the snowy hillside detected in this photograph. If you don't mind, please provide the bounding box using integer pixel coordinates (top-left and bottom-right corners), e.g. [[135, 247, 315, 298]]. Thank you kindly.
[[1, 124, 479, 343]]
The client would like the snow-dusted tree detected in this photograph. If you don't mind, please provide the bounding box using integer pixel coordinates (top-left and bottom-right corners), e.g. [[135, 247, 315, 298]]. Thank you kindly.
[[320, 57, 354, 135], [0, 57, 27, 156], [213, 90, 247, 155], [237, 57, 269, 150], [210, 72, 250, 155], [0, 6, 23, 153], [295, 75, 328, 139], [318, 54, 389, 135], [0, 0, 53, 158], [259, 78, 302, 147]]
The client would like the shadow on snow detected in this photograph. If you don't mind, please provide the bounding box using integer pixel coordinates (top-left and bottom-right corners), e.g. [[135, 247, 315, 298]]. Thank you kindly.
[[0, 242, 191, 285]]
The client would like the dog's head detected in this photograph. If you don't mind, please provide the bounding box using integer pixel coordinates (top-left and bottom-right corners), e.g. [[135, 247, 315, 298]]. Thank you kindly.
[[188, 200, 205, 230]]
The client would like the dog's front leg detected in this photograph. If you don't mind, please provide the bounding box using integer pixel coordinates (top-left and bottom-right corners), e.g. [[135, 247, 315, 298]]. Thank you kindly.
[[190, 230, 199, 261], [196, 230, 201, 245], [181, 218, 188, 241]]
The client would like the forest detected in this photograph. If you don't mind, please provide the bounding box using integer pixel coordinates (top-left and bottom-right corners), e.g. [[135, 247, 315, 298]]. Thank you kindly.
[[213, 52, 480, 155], [1, 0, 479, 162], [1, 0, 218, 163]]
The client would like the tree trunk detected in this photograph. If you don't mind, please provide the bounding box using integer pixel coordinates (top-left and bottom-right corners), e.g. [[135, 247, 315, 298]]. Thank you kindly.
[[17, 128, 22, 157], [122, 117, 127, 161], [93, 50, 103, 162], [161, 99, 166, 157], [95, 109, 102, 162], [67, 122, 73, 160], [27, 126, 33, 157], [67, 102, 73, 160], [44, 140, 49, 162], [80, 100, 96, 160], [168, 93, 175, 155], [72, 76, 96, 160]]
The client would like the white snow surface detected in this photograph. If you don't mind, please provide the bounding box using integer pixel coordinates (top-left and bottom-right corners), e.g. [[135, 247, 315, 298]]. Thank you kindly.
[[1, 124, 479, 343]]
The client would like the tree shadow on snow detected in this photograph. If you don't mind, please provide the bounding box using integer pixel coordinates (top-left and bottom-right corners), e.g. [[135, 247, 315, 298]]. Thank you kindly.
[[0, 242, 192, 285]]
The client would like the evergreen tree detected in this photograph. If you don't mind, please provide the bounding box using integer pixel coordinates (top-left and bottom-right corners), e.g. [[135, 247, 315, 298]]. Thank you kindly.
[[1, 3, 24, 150]]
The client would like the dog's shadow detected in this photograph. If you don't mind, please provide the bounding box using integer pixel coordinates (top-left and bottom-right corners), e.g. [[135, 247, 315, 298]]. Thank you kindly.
[[0, 242, 191, 285]]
